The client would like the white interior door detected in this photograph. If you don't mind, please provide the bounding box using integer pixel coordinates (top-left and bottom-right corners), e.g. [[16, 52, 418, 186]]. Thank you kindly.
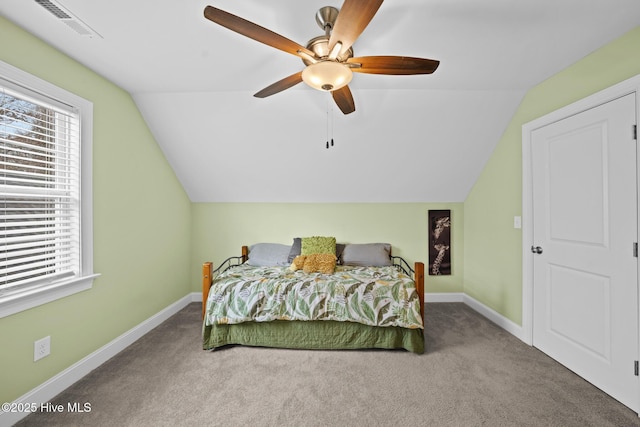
[[531, 93, 638, 411]]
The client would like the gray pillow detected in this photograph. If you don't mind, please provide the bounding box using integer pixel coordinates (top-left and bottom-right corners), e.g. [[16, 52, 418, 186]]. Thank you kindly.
[[287, 238, 302, 263], [341, 243, 392, 267], [247, 243, 292, 266]]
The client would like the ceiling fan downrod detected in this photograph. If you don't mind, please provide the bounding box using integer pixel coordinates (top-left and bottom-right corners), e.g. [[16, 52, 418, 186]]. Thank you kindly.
[[302, 6, 354, 67], [315, 6, 339, 36]]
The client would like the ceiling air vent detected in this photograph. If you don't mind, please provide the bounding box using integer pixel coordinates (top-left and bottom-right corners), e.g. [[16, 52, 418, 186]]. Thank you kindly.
[[34, 0, 102, 38]]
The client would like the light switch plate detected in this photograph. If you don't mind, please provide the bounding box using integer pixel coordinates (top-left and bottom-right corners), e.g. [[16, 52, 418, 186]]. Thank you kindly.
[[513, 216, 522, 229]]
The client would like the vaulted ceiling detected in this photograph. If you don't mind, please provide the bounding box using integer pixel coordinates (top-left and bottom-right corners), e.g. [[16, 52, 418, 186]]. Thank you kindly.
[[2, 0, 639, 202]]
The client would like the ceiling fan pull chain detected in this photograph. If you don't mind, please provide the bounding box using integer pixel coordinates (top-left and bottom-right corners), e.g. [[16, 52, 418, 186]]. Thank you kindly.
[[326, 93, 330, 149], [323, 92, 336, 149], [329, 95, 335, 148]]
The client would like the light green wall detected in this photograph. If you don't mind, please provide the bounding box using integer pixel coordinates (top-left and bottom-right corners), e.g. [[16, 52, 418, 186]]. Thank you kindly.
[[464, 26, 640, 325], [191, 203, 463, 294], [0, 17, 192, 404], [4, 8, 637, 408]]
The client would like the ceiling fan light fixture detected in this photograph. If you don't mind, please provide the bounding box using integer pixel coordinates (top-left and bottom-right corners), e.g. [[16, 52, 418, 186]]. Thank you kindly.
[[301, 61, 353, 91]]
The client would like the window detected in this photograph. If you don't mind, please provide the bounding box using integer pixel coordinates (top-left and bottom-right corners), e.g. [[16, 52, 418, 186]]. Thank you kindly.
[[0, 60, 98, 318]]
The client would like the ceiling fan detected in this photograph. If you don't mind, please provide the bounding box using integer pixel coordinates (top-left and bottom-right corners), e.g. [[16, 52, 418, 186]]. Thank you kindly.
[[203, 0, 439, 115]]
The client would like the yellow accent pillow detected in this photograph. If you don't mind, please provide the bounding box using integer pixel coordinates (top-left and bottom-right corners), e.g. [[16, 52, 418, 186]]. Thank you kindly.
[[288, 255, 307, 271], [289, 253, 337, 274], [302, 253, 337, 274]]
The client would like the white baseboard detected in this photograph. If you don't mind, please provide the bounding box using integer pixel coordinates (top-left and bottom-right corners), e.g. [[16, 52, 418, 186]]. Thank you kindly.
[[425, 292, 527, 343], [0, 293, 197, 427], [424, 292, 464, 303], [190, 291, 202, 302], [461, 294, 526, 342]]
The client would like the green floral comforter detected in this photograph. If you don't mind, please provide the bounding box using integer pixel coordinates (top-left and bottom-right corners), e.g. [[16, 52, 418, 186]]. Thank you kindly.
[[204, 264, 424, 330]]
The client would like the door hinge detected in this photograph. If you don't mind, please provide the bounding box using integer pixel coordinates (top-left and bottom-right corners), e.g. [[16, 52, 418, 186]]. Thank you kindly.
[[635, 360, 639, 376], [634, 242, 638, 258], [634, 124, 637, 140]]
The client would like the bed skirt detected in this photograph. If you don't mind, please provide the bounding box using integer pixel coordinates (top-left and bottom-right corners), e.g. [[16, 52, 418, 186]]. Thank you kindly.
[[203, 320, 425, 354]]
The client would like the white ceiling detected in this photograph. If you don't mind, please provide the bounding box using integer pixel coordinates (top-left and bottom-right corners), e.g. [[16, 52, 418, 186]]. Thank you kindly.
[[2, 0, 639, 202]]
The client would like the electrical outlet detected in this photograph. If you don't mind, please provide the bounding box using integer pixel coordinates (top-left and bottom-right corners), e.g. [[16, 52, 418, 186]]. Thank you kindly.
[[34, 336, 51, 361]]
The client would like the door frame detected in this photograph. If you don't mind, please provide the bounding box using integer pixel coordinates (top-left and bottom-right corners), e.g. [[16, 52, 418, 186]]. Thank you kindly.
[[521, 75, 640, 387]]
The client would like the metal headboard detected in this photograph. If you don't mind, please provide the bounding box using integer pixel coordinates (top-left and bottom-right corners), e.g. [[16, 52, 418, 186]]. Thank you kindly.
[[390, 256, 415, 277], [211, 255, 244, 278]]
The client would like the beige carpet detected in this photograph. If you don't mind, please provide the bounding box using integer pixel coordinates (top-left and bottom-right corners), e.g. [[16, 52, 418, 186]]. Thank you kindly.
[[15, 303, 640, 427]]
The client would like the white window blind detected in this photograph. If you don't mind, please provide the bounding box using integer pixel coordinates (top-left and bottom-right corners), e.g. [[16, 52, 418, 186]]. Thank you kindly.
[[0, 83, 81, 295]]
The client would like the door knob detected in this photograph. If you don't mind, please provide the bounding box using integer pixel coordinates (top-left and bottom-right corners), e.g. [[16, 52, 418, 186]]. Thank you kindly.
[[531, 246, 543, 254]]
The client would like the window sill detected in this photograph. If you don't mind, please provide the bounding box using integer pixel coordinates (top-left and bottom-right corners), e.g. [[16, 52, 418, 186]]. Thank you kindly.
[[0, 274, 101, 319]]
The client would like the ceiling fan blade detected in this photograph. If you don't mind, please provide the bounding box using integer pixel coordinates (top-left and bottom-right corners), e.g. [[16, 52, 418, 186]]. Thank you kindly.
[[347, 56, 440, 75], [329, 0, 384, 57], [254, 72, 303, 98], [204, 6, 315, 58], [332, 85, 356, 115]]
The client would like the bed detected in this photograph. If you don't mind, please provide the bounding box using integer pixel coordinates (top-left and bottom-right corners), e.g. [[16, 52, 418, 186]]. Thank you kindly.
[[202, 240, 425, 353]]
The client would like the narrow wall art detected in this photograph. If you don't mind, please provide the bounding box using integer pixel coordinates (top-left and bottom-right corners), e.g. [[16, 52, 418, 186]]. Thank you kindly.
[[428, 210, 451, 275]]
